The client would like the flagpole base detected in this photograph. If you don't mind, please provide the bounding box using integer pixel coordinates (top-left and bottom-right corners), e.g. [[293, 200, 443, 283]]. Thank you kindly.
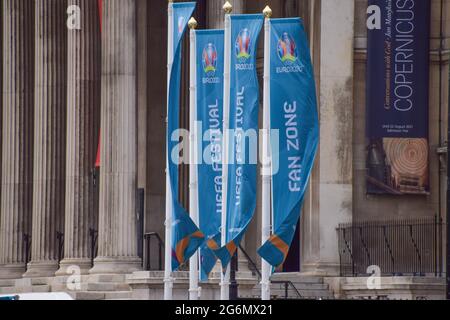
[[164, 276, 174, 300], [220, 266, 231, 301], [261, 281, 271, 300], [220, 281, 230, 301], [189, 286, 202, 300]]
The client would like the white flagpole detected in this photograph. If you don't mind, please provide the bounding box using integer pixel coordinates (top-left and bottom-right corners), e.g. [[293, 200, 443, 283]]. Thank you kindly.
[[188, 17, 201, 301], [164, 0, 174, 301], [220, 1, 233, 301], [261, 5, 273, 301]]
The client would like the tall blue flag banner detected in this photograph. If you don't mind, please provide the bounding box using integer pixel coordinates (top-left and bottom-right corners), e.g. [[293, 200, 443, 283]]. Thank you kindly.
[[195, 30, 225, 281], [208, 14, 264, 268], [258, 18, 319, 268], [168, 2, 204, 271], [366, 0, 430, 195]]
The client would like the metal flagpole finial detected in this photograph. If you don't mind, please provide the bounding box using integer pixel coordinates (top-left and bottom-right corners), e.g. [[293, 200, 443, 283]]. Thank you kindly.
[[188, 17, 198, 29], [263, 5, 272, 18], [223, 1, 233, 14]]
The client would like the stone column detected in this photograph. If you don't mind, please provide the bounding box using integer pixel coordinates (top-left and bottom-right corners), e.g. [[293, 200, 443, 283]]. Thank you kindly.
[[301, 0, 354, 276], [90, 0, 141, 274], [0, 0, 3, 276], [136, 0, 148, 262], [24, 0, 67, 278], [56, 0, 101, 276], [300, 0, 321, 273], [0, 0, 34, 280], [137, 0, 147, 200]]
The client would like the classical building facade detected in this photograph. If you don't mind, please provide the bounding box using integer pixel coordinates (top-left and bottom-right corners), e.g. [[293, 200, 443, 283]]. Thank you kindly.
[[0, 0, 449, 299]]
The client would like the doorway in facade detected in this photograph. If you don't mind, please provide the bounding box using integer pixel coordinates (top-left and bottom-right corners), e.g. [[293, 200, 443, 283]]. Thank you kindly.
[[282, 220, 300, 272]]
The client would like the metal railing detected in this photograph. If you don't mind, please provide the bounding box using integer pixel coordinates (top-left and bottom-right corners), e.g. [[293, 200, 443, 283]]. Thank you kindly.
[[238, 244, 261, 278], [89, 228, 99, 267], [23, 234, 31, 271], [143, 232, 164, 271], [337, 216, 443, 277], [56, 232, 64, 265], [88, 230, 164, 271], [271, 280, 302, 299], [237, 245, 302, 300]]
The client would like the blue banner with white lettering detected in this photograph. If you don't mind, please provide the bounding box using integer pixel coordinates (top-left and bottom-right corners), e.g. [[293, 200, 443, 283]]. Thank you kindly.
[[366, 0, 430, 195], [168, 2, 205, 271], [208, 14, 263, 268], [195, 30, 225, 281], [258, 18, 319, 268]]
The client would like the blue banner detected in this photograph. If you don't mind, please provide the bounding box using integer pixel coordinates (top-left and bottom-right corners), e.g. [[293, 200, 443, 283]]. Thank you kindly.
[[195, 30, 225, 281], [168, 2, 204, 271], [257, 18, 319, 268], [209, 14, 263, 268], [366, 0, 430, 195]]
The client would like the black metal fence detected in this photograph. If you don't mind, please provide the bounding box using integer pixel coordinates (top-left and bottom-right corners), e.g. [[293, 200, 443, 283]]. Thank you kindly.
[[89, 228, 98, 267], [23, 234, 31, 271], [22, 232, 65, 269], [56, 231, 64, 264], [337, 216, 443, 277], [143, 232, 164, 271]]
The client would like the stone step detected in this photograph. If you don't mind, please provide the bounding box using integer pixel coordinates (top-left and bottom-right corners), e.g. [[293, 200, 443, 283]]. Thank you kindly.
[[341, 283, 446, 291], [104, 291, 132, 300], [88, 274, 127, 283], [0, 279, 16, 288], [52, 275, 91, 285], [272, 289, 333, 298], [0, 287, 18, 294], [30, 278, 52, 286], [86, 282, 131, 292], [265, 286, 333, 296], [341, 290, 445, 301], [270, 274, 324, 284], [0, 284, 51, 294], [51, 283, 89, 292], [270, 282, 329, 290], [249, 276, 334, 300], [71, 291, 106, 300], [342, 276, 445, 285], [31, 285, 51, 293], [70, 290, 132, 300], [241, 293, 329, 300]]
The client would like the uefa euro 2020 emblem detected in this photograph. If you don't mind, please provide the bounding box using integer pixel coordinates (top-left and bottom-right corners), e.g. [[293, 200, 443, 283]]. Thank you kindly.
[[202, 43, 218, 76], [235, 28, 251, 62], [277, 32, 298, 64]]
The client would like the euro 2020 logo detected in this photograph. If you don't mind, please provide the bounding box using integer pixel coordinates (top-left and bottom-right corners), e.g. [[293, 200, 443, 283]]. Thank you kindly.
[[277, 32, 298, 64], [235, 28, 252, 62], [202, 43, 218, 77]]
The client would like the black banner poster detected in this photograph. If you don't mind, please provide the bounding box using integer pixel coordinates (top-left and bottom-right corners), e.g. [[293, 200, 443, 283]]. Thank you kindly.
[[366, 0, 431, 195]]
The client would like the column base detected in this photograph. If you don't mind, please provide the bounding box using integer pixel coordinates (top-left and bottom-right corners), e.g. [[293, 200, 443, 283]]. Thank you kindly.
[[55, 258, 93, 276], [0, 264, 26, 279], [89, 256, 142, 275], [300, 262, 341, 277], [22, 260, 59, 278]]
